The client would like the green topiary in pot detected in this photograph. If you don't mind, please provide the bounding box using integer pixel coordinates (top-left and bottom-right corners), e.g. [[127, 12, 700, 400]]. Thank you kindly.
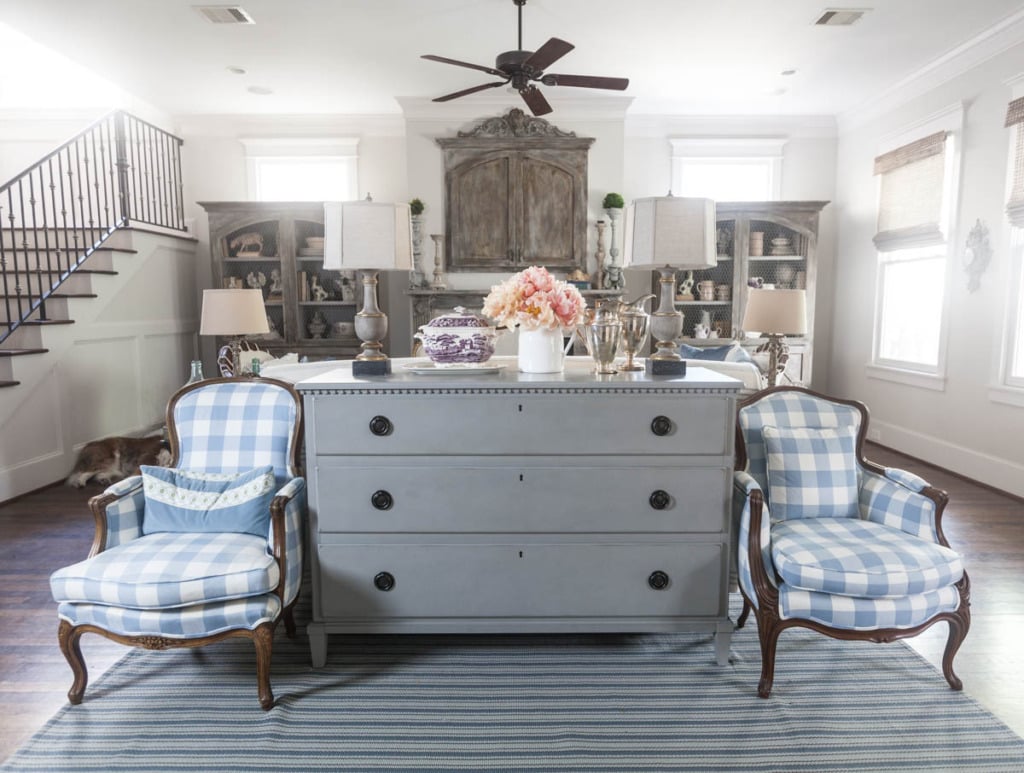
[[602, 192, 624, 210], [409, 198, 425, 216]]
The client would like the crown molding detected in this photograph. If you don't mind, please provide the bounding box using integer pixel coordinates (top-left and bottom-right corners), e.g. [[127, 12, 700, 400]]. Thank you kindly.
[[174, 113, 407, 138], [838, 8, 1024, 134], [625, 113, 837, 139]]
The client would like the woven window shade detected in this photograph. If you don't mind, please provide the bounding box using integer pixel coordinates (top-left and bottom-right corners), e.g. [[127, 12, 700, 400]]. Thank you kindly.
[[873, 132, 948, 251], [1006, 99, 1024, 227]]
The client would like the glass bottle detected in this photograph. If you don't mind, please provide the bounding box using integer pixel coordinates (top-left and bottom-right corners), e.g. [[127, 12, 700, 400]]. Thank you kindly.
[[186, 359, 204, 384], [251, 358, 261, 377]]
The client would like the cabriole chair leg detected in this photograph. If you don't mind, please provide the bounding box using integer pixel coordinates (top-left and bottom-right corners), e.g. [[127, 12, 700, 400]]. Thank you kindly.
[[253, 623, 275, 710], [57, 619, 88, 705]]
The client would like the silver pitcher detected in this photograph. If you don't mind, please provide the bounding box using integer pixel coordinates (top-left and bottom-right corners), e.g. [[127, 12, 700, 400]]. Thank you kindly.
[[578, 300, 622, 374], [616, 293, 655, 371]]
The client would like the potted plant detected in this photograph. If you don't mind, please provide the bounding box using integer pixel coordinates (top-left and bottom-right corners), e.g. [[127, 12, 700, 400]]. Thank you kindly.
[[409, 198, 425, 216], [602, 192, 624, 211]]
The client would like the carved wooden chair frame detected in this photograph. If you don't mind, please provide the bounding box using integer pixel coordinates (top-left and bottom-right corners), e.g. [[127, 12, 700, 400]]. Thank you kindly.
[[58, 375, 305, 710], [733, 385, 971, 698]]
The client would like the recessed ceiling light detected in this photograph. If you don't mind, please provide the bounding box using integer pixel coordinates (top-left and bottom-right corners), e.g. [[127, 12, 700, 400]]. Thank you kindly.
[[813, 8, 870, 26], [226, 65, 247, 75], [194, 5, 254, 24], [781, 69, 797, 77], [763, 87, 788, 97], [247, 85, 273, 95]]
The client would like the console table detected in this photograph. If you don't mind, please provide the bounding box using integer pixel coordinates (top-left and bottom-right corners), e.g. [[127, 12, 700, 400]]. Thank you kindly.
[[295, 357, 741, 668]]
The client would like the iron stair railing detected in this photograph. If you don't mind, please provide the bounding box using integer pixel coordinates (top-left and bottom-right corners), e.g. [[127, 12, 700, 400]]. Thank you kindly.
[[0, 110, 186, 343]]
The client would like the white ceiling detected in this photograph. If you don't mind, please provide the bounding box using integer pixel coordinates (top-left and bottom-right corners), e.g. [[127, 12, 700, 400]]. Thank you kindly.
[[1, 0, 1023, 118]]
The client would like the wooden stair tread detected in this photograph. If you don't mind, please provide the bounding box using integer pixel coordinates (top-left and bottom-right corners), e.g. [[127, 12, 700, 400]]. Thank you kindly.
[[0, 293, 97, 299], [0, 247, 137, 254], [0, 349, 47, 357], [7, 268, 117, 275], [20, 319, 74, 326], [0, 381, 19, 388]]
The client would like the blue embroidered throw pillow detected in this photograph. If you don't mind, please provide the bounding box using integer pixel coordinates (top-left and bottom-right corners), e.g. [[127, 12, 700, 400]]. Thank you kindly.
[[140, 465, 276, 537], [679, 342, 755, 364], [762, 425, 859, 521]]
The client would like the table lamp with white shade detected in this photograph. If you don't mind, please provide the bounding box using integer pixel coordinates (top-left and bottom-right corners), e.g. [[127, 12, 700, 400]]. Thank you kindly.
[[624, 196, 717, 375], [741, 288, 807, 387], [324, 199, 413, 375], [199, 288, 269, 376]]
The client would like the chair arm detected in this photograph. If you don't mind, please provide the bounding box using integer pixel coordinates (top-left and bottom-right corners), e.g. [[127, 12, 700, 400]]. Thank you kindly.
[[733, 471, 776, 609], [268, 477, 306, 608], [86, 476, 146, 557], [859, 464, 947, 544]]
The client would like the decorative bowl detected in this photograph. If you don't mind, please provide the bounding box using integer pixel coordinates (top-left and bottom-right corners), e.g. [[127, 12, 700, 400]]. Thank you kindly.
[[415, 306, 498, 366]]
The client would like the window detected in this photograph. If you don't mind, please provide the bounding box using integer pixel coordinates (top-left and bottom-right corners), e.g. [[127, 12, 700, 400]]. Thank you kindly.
[[241, 138, 358, 202], [869, 108, 962, 385], [670, 138, 785, 201], [1000, 96, 1024, 394]]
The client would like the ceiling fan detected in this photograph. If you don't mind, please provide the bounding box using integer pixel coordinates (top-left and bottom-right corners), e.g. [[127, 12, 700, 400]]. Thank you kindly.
[[421, 0, 629, 117]]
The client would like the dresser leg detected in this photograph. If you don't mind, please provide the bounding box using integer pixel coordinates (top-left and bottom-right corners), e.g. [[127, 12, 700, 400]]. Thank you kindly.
[[308, 623, 328, 668], [715, 623, 732, 666]]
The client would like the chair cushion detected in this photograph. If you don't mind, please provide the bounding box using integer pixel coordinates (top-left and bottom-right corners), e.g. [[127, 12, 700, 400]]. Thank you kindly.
[[50, 532, 279, 609], [140, 465, 276, 537], [763, 425, 859, 520], [772, 518, 964, 598], [779, 585, 962, 631], [57, 595, 282, 638]]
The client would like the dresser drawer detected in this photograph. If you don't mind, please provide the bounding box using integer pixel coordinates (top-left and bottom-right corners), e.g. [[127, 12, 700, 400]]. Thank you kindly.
[[309, 393, 731, 456], [317, 540, 724, 619], [314, 457, 729, 533]]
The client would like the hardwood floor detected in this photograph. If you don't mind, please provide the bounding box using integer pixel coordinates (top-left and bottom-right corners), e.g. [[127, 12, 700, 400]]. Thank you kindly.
[[0, 443, 1021, 763]]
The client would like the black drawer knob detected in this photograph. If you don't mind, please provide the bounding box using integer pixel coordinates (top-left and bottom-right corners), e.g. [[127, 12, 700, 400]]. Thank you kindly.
[[650, 415, 673, 436], [373, 572, 395, 592], [369, 415, 393, 436], [649, 490, 671, 510], [648, 571, 670, 590], [371, 490, 393, 511]]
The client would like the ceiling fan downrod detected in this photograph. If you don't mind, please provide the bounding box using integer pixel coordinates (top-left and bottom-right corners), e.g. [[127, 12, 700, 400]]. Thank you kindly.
[[515, 0, 526, 51]]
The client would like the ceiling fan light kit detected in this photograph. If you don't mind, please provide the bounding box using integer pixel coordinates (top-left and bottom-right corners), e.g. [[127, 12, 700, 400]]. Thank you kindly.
[[422, 0, 629, 116]]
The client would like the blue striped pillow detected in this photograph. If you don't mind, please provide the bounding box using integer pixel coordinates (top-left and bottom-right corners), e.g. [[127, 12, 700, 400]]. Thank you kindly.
[[140, 465, 276, 537], [762, 425, 859, 521]]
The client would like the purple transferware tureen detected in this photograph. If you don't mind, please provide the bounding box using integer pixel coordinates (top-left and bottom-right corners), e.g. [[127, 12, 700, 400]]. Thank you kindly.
[[415, 306, 498, 366]]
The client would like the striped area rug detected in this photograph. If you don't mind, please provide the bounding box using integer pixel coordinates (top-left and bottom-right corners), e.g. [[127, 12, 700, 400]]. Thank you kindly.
[[5, 609, 1023, 771]]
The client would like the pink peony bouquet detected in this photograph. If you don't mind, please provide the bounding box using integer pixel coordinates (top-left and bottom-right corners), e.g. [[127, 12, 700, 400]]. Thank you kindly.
[[482, 266, 587, 332]]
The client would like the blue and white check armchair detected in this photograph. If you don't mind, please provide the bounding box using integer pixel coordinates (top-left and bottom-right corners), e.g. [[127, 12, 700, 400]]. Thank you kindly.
[[50, 376, 306, 710], [733, 387, 970, 698]]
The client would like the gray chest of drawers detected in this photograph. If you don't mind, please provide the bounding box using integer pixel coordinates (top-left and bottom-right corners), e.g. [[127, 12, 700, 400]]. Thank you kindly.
[[296, 357, 741, 668]]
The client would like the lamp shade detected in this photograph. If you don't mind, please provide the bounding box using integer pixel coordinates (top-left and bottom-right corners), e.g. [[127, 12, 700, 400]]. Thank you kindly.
[[742, 288, 807, 335], [199, 289, 269, 336], [323, 201, 412, 270], [624, 196, 717, 268]]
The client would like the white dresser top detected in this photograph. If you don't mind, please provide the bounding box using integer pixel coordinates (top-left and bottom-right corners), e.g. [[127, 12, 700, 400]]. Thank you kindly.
[[294, 356, 743, 392]]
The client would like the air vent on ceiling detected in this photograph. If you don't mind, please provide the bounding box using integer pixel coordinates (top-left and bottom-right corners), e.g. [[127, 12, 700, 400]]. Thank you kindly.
[[194, 5, 254, 24], [814, 8, 869, 26]]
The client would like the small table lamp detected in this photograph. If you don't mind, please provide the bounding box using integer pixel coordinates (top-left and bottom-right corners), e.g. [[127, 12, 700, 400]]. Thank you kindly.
[[324, 200, 412, 375], [741, 288, 807, 387], [199, 288, 269, 376], [625, 196, 717, 375]]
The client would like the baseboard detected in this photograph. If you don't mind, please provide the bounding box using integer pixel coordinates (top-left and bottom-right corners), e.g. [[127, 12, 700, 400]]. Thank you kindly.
[[870, 419, 1024, 499]]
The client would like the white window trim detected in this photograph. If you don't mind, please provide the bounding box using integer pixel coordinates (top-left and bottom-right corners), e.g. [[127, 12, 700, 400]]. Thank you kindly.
[[240, 137, 359, 201], [669, 137, 786, 201], [992, 73, 1024, 405], [868, 103, 963, 386]]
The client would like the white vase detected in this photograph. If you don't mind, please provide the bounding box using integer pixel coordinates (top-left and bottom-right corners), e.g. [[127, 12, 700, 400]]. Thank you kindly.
[[518, 327, 564, 373]]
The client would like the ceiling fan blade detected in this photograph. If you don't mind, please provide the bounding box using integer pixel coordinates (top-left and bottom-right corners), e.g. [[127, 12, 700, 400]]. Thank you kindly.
[[432, 81, 509, 103], [543, 74, 630, 91], [519, 85, 552, 117], [421, 54, 506, 78], [523, 37, 574, 72]]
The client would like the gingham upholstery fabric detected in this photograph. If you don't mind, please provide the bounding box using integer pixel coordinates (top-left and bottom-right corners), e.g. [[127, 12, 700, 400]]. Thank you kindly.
[[738, 391, 863, 493], [883, 467, 928, 493], [733, 471, 774, 608], [779, 585, 961, 630], [861, 468, 939, 541], [56, 595, 282, 638], [274, 478, 306, 607], [172, 381, 298, 485], [763, 425, 860, 520], [51, 532, 279, 609], [771, 518, 963, 597], [100, 476, 146, 550]]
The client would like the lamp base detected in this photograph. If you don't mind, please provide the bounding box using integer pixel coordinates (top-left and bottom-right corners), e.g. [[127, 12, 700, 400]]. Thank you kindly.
[[645, 359, 687, 377], [352, 359, 392, 376]]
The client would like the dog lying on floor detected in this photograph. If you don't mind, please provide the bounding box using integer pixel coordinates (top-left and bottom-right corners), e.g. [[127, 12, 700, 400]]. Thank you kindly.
[[65, 436, 172, 488]]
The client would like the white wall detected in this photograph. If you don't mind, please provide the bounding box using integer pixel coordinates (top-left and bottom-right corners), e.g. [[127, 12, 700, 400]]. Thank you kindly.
[[830, 43, 1024, 497]]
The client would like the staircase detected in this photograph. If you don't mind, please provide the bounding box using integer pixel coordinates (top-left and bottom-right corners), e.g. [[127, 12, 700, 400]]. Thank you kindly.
[[0, 112, 196, 501], [0, 111, 187, 388]]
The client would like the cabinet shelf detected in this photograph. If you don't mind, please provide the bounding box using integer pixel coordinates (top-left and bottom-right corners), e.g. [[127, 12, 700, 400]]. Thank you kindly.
[[748, 255, 806, 262], [224, 256, 280, 262], [676, 300, 731, 306], [299, 301, 356, 307]]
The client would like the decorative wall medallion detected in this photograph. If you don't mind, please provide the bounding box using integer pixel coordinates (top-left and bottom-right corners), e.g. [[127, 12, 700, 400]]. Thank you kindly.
[[963, 218, 992, 293]]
